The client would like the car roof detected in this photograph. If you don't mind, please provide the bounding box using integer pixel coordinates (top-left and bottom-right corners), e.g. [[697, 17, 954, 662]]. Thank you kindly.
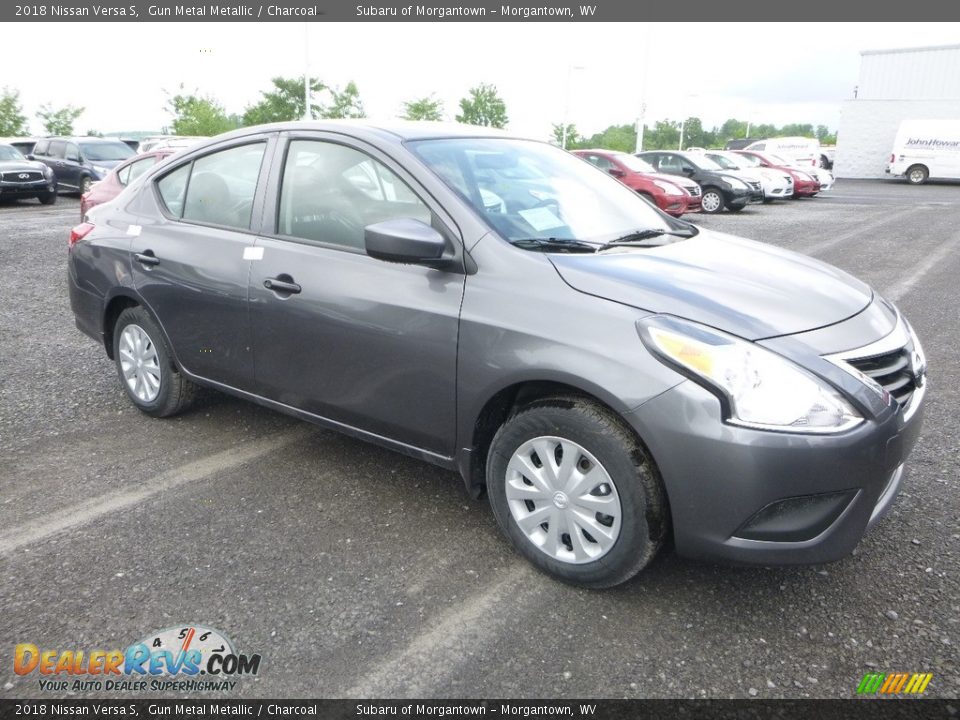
[[45, 136, 130, 143], [199, 120, 520, 146]]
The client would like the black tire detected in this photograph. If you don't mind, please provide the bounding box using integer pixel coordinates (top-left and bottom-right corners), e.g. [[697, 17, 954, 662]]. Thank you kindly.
[[700, 187, 725, 214], [37, 191, 57, 205], [486, 397, 668, 589], [762, 197, 775, 204], [906, 165, 929, 185], [112, 306, 197, 418], [727, 203, 746, 213], [80, 176, 93, 195]]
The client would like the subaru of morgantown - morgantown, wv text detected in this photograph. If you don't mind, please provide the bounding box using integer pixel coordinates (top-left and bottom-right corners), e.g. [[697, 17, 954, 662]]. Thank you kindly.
[[67, 121, 927, 588]]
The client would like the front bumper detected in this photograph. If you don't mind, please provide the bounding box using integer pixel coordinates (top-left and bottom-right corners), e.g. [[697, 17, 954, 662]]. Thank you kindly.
[[0, 180, 55, 197], [726, 186, 764, 206], [627, 376, 923, 565]]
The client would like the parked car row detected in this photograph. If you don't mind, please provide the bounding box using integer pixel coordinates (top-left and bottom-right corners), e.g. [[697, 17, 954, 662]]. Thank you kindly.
[[574, 144, 834, 215]]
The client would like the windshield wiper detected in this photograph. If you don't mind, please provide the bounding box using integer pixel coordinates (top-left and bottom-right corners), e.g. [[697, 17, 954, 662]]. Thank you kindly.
[[597, 227, 696, 252], [510, 238, 597, 253]]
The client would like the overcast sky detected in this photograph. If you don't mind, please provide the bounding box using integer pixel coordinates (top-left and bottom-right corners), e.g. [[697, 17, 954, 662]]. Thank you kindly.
[[7, 22, 959, 138]]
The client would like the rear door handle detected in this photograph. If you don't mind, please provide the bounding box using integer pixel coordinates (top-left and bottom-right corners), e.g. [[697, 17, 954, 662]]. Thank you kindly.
[[134, 251, 160, 266], [263, 277, 301, 294]]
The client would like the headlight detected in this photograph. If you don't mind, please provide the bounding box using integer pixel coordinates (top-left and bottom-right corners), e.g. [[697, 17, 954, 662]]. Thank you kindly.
[[653, 180, 684, 196], [722, 175, 748, 189], [93, 165, 110, 176], [638, 316, 863, 433], [41, 165, 54, 178]]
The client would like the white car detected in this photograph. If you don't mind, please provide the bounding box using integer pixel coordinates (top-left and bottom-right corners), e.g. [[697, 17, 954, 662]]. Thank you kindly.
[[808, 166, 834, 192], [701, 150, 794, 201]]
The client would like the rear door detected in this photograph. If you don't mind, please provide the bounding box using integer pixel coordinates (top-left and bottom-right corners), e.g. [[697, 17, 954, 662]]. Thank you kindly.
[[45, 140, 69, 190], [131, 135, 275, 391], [62, 142, 83, 189], [248, 133, 466, 456]]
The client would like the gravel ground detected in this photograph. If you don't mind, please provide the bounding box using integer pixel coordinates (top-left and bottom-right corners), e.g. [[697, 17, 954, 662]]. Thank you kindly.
[[0, 181, 957, 700]]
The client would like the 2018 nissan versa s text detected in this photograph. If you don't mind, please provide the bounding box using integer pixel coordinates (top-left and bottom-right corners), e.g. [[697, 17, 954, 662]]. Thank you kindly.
[[68, 122, 927, 588]]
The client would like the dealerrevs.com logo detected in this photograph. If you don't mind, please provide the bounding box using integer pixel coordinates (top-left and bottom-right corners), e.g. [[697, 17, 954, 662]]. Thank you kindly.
[[14, 625, 261, 693]]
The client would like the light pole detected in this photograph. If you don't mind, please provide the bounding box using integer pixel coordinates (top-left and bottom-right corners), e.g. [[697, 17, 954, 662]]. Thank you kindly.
[[678, 93, 698, 150], [561, 65, 585, 149], [303, 22, 311, 121], [634, 29, 651, 154]]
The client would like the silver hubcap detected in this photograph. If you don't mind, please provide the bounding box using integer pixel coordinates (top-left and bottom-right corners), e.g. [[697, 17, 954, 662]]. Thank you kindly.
[[702, 192, 721, 212], [505, 436, 622, 565], [119, 324, 161, 403], [909, 169, 924, 183]]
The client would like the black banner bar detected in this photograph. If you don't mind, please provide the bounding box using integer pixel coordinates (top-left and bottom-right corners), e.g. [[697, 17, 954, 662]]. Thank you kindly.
[[2, 0, 959, 22], [0, 699, 954, 720]]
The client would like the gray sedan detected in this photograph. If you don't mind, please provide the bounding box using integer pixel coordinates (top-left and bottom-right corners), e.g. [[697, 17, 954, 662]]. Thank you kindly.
[[67, 122, 926, 587]]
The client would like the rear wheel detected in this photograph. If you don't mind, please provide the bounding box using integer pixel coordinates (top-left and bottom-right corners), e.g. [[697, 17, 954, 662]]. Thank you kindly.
[[80, 176, 93, 194], [113, 307, 197, 418], [700, 187, 725, 214], [906, 165, 929, 185], [727, 203, 746, 213], [487, 397, 667, 588], [37, 191, 57, 205]]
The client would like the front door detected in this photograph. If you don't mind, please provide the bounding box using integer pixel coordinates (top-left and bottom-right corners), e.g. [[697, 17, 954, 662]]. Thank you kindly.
[[249, 135, 465, 456]]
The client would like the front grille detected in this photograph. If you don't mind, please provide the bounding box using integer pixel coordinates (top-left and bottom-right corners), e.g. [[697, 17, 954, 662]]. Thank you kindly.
[[2, 170, 44, 183], [847, 348, 917, 406], [747, 181, 762, 191]]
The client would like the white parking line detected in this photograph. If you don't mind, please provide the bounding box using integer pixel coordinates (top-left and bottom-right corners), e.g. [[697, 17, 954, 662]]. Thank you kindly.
[[801, 206, 924, 257], [0, 427, 312, 557], [344, 563, 539, 697], [883, 232, 960, 303]]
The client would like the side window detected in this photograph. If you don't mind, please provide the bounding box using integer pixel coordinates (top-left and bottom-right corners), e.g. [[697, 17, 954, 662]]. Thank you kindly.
[[48, 140, 66, 159], [33, 139, 50, 156], [118, 157, 155, 187], [182, 143, 266, 229], [658, 155, 681, 173], [65, 143, 80, 162], [586, 154, 612, 171], [752, 143, 765, 151], [278, 140, 432, 250], [157, 163, 191, 217]]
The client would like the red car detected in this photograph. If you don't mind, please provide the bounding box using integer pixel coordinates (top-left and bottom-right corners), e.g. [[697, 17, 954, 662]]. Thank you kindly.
[[573, 149, 701, 216], [732, 150, 820, 198], [80, 149, 175, 220]]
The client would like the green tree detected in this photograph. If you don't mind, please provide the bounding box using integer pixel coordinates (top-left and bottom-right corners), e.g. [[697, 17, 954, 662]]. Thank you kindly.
[[581, 124, 637, 152], [551, 122, 581, 148], [167, 89, 236, 136], [752, 123, 778, 139], [0, 87, 29, 136], [85, 129, 104, 137], [680, 117, 706, 149], [779, 123, 815, 137], [719, 118, 748, 141], [456, 83, 508, 128], [643, 120, 681, 150], [402, 95, 444, 121], [816, 125, 837, 144], [37, 103, 84, 136], [323, 81, 365, 119], [242, 76, 325, 126]]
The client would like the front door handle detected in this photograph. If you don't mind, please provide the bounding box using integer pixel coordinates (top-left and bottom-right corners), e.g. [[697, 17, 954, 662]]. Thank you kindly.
[[264, 277, 301, 294], [134, 251, 160, 266]]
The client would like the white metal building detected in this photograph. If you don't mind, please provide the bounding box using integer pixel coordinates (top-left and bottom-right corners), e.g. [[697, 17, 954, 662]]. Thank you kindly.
[[834, 44, 960, 178]]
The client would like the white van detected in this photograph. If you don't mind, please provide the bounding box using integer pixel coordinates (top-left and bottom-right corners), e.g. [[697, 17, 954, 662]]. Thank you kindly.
[[743, 137, 821, 168], [886, 119, 960, 185]]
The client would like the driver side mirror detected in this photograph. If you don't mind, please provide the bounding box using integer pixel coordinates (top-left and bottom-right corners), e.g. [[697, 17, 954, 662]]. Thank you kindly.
[[26, 154, 35, 161], [66, 153, 80, 163], [607, 168, 625, 178], [365, 218, 451, 268], [682, 166, 695, 176]]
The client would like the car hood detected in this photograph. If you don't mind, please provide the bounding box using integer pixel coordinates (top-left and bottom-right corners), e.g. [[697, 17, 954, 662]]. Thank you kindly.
[[644, 172, 692, 188], [549, 229, 873, 340], [89, 159, 124, 170], [0, 160, 47, 173]]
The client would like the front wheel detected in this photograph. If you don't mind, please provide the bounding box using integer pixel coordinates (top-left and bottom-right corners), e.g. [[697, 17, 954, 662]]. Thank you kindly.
[[907, 165, 929, 185], [727, 203, 746, 213], [486, 397, 667, 588], [700, 187, 725, 214], [113, 307, 197, 418], [37, 191, 57, 205], [80, 176, 93, 195]]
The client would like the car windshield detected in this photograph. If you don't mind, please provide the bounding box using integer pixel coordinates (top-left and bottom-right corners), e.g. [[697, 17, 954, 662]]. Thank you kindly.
[[79, 142, 135, 162], [766, 153, 791, 166], [617, 154, 656, 173], [685, 154, 723, 171], [410, 138, 675, 246], [706, 154, 742, 170], [0, 145, 25, 161], [732, 153, 760, 167]]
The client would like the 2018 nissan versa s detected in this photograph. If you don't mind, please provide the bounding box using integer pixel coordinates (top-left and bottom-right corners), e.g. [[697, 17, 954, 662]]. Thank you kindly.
[[68, 122, 927, 588]]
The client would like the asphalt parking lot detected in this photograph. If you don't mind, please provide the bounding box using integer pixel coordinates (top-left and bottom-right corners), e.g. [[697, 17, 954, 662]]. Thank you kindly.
[[0, 180, 957, 700]]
